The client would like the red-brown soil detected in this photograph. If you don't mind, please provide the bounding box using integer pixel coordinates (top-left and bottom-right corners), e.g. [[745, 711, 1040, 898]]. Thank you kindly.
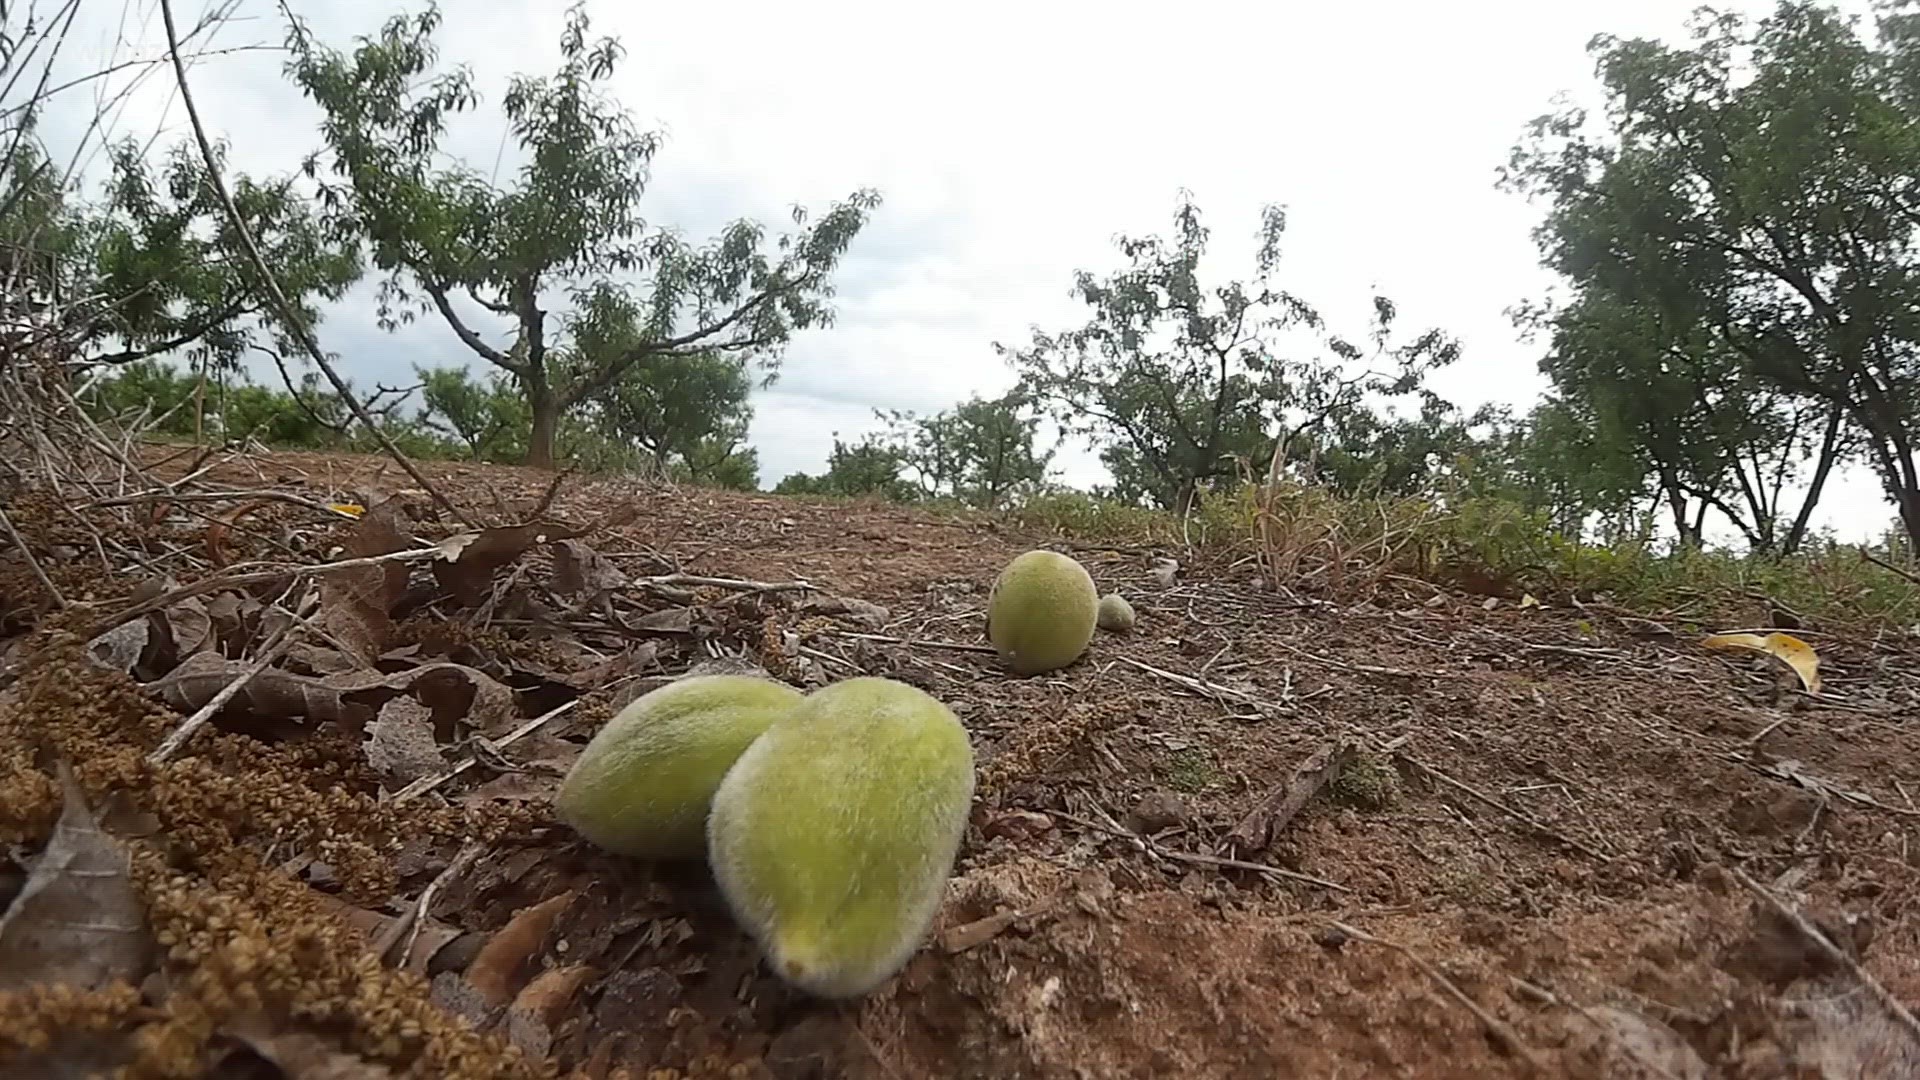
[[1, 448, 1916, 1079]]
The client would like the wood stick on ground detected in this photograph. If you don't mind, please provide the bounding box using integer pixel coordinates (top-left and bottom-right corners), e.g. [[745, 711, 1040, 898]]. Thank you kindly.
[[149, 610, 304, 763], [390, 698, 583, 805], [89, 488, 364, 518], [1330, 921, 1549, 1074], [0, 503, 64, 608], [1397, 751, 1612, 861], [157, 0, 478, 531], [90, 545, 455, 639], [1728, 867, 1920, 1050], [1226, 738, 1355, 854], [1272, 639, 1454, 680]]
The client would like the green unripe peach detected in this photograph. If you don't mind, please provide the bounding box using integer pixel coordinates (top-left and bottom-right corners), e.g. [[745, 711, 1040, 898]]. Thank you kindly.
[[1097, 592, 1136, 632], [555, 674, 803, 859], [707, 676, 975, 999], [986, 549, 1098, 674]]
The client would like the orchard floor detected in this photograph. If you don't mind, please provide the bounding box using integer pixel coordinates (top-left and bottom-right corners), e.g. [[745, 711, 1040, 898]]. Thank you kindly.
[[2, 447, 1917, 1079]]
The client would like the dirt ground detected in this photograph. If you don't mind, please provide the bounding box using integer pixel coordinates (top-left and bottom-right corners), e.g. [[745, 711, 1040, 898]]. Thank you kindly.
[[2, 447, 1918, 1079]]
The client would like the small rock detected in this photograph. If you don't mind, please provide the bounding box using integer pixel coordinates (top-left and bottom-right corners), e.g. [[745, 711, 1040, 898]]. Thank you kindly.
[[1314, 926, 1350, 952], [1149, 558, 1179, 588], [1126, 790, 1191, 835]]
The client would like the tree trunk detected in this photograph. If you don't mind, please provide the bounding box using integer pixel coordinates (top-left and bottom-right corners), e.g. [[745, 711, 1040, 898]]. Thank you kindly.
[[527, 394, 560, 470], [1778, 406, 1844, 557]]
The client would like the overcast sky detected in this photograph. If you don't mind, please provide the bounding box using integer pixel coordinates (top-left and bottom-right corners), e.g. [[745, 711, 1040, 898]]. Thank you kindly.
[[29, 0, 1900, 542]]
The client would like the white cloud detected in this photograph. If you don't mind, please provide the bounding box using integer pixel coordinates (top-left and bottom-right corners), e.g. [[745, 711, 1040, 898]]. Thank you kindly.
[[20, 0, 1897, 540]]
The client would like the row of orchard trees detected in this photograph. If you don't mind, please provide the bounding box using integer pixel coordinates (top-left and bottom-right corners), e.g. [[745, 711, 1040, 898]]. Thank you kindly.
[[11, 1, 1920, 552]]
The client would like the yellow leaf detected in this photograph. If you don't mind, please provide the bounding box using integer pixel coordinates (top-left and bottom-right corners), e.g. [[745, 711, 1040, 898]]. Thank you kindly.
[[1519, 593, 1540, 609], [326, 503, 365, 518], [1701, 631, 1822, 695]]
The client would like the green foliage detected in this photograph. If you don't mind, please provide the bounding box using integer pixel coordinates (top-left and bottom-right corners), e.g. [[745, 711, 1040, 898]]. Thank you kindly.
[[878, 390, 1056, 509], [0, 134, 360, 371], [415, 366, 530, 461], [285, 2, 880, 467], [1505, 1, 1920, 550], [773, 434, 914, 500], [1000, 192, 1460, 513]]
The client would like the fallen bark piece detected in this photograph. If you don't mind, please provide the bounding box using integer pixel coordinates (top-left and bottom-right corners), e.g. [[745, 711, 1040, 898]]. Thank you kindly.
[[1226, 739, 1355, 854]]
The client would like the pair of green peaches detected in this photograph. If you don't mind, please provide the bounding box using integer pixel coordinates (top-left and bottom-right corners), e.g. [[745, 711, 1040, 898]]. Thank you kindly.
[[553, 549, 1121, 999]]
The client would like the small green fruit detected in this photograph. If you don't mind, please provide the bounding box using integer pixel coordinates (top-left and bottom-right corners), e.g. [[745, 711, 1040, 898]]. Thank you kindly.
[[555, 674, 803, 859], [986, 549, 1098, 675], [1096, 592, 1136, 632], [708, 676, 975, 999]]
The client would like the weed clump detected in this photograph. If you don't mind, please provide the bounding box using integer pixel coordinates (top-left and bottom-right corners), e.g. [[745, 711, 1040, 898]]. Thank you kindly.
[[1330, 751, 1400, 811]]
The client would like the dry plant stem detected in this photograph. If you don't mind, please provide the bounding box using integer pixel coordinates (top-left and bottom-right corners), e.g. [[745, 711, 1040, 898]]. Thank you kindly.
[[638, 572, 815, 594], [390, 698, 583, 805], [377, 840, 485, 968], [0, 503, 64, 607], [149, 616, 303, 763], [1398, 751, 1611, 861], [826, 630, 1000, 656], [1330, 920, 1548, 1074], [157, 0, 478, 531], [1860, 549, 1920, 586], [1728, 867, 1920, 1049]]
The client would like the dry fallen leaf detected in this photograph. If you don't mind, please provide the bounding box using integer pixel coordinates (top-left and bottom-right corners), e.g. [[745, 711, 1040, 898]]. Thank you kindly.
[[1702, 631, 1823, 694], [549, 538, 628, 599], [364, 697, 446, 790], [0, 762, 155, 992], [318, 497, 415, 665], [85, 618, 150, 675]]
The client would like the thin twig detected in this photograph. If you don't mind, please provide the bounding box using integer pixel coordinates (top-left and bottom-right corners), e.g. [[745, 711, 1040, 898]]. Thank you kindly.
[[148, 611, 304, 763], [1727, 867, 1920, 1049], [1397, 751, 1612, 861], [157, 0, 478, 530], [390, 698, 582, 805], [375, 840, 484, 968], [1052, 809, 1349, 892], [89, 488, 363, 518], [1860, 549, 1920, 587], [823, 629, 1000, 656], [0, 503, 64, 608], [637, 572, 816, 594]]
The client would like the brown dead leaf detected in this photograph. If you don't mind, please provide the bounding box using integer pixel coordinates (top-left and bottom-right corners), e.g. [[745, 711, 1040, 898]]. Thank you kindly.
[[0, 762, 155, 992], [401, 662, 518, 740], [205, 499, 272, 569], [216, 1013, 397, 1079], [317, 497, 415, 665], [364, 697, 445, 789], [155, 597, 215, 658], [465, 891, 577, 1009], [550, 538, 628, 598], [504, 963, 595, 1060], [434, 523, 581, 606]]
